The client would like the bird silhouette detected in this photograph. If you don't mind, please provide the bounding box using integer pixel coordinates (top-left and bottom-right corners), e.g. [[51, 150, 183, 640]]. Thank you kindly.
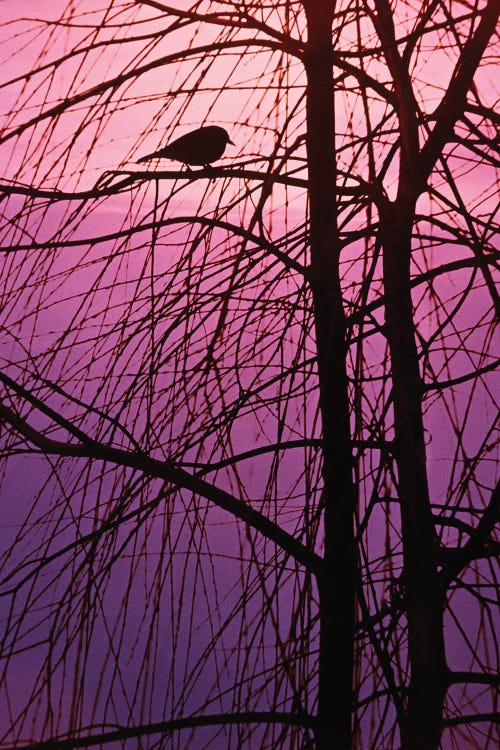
[[138, 126, 234, 167]]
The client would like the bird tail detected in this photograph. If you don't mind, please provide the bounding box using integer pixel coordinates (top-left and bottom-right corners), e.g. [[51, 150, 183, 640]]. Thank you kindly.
[[137, 152, 157, 163]]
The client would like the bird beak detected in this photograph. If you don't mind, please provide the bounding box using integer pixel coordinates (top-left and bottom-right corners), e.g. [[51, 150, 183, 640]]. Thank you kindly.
[[228, 138, 235, 146]]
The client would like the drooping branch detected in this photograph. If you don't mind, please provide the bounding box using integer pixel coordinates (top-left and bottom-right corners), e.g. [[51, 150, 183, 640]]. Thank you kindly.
[[0, 711, 315, 750], [0, 39, 289, 148], [134, 0, 304, 56], [0, 402, 321, 576]]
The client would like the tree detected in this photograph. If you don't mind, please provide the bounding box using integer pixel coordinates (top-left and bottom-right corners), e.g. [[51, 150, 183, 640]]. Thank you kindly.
[[0, 1, 498, 749]]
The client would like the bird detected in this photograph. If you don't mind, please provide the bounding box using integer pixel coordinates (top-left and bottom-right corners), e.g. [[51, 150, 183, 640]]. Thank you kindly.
[[138, 126, 234, 167]]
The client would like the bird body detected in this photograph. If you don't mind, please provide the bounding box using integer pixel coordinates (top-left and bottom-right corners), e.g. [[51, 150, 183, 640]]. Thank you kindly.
[[138, 126, 233, 166]]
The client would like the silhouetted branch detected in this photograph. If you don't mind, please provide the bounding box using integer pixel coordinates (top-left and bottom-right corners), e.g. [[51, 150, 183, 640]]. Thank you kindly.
[[0, 402, 321, 575], [439, 481, 500, 586], [135, 0, 304, 56], [418, 0, 500, 186], [448, 671, 500, 687], [1, 711, 315, 750]]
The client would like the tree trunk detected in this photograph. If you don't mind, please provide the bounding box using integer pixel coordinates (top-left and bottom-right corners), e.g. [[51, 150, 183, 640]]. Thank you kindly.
[[381, 205, 447, 750], [303, 3, 356, 748]]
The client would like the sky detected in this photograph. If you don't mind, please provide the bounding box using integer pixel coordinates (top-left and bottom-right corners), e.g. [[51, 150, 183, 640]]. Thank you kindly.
[[0, 2, 498, 749]]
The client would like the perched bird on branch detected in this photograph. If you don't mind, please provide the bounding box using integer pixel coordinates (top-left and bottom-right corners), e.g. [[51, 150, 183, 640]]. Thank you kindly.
[[138, 126, 234, 167]]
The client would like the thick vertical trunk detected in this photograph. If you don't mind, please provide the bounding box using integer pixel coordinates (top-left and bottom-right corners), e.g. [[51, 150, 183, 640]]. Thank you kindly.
[[303, 3, 356, 748], [381, 207, 447, 750]]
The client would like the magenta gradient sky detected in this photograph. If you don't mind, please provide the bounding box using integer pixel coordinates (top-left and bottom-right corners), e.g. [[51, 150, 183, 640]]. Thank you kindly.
[[0, 3, 498, 749]]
